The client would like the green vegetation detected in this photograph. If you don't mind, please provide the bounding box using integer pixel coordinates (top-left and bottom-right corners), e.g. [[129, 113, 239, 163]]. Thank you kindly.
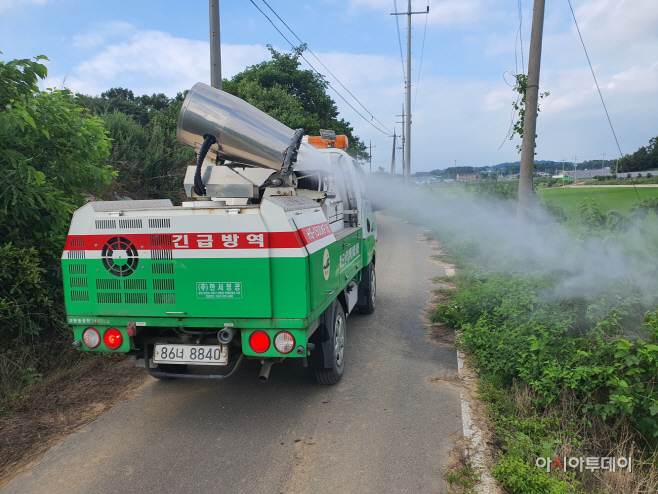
[[618, 136, 658, 173], [83, 92, 195, 204], [581, 176, 658, 186], [437, 269, 658, 491], [538, 187, 658, 225], [508, 73, 550, 154], [0, 54, 113, 401], [463, 180, 518, 200], [445, 462, 480, 493], [424, 187, 658, 492]]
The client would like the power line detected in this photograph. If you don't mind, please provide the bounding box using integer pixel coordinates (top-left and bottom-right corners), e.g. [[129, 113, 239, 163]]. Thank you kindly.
[[498, 0, 526, 151], [260, 0, 393, 135], [516, 0, 525, 74], [248, 0, 392, 136], [393, 0, 407, 85], [566, 0, 636, 199], [497, 71, 523, 149], [412, 0, 429, 112], [566, 0, 623, 159], [499, 0, 526, 150]]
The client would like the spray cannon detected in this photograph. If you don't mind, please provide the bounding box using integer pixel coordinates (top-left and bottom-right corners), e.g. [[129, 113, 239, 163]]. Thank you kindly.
[[177, 82, 331, 199]]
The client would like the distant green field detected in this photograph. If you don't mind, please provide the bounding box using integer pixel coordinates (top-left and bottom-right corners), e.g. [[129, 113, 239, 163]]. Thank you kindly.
[[538, 187, 658, 217]]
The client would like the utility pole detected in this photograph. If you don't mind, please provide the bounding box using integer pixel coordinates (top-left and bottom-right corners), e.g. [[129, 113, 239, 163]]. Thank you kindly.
[[601, 152, 605, 174], [392, 1, 428, 184], [210, 0, 222, 89], [397, 105, 406, 179], [390, 129, 397, 177], [574, 155, 578, 181], [517, 0, 546, 215], [369, 140, 372, 174]]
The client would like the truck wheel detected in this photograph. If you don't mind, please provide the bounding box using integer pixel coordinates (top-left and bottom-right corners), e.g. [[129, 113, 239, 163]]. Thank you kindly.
[[314, 301, 346, 385], [359, 262, 376, 314]]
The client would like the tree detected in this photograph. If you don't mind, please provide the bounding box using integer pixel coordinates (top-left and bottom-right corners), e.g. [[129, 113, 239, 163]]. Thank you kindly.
[[77, 88, 195, 204], [0, 54, 113, 263], [222, 45, 368, 159], [76, 88, 176, 126], [0, 54, 112, 366], [618, 136, 658, 173]]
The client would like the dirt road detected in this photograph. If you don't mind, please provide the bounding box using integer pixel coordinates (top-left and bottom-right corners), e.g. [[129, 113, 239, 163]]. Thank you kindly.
[[2, 214, 462, 494]]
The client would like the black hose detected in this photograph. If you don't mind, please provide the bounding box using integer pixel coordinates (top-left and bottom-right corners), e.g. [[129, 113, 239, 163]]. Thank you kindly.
[[281, 128, 304, 177], [259, 178, 283, 189], [147, 353, 246, 380], [194, 134, 217, 196]]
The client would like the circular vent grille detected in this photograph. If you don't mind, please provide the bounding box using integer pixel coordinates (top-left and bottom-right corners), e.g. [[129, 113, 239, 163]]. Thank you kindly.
[[102, 236, 139, 277]]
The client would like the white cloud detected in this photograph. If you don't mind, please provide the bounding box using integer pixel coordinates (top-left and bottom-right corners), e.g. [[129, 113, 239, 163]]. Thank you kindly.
[[0, 0, 48, 13], [48, 30, 271, 97], [574, 0, 658, 48], [545, 0, 658, 69], [483, 88, 513, 112], [607, 62, 658, 93], [300, 51, 401, 138], [72, 21, 134, 49], [302, 52, 399, 86]]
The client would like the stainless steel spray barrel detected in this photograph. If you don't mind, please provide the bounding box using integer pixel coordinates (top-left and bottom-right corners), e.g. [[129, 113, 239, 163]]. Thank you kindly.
[[178, 82, 319, 171]]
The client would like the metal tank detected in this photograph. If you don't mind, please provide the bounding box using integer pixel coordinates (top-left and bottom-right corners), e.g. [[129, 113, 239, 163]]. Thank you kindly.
[[177, 82, 327, 173]]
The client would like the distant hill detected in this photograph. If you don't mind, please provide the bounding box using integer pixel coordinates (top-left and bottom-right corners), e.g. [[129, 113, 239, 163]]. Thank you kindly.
[[413, 161, 564, 178], [413, 159, 618, 178], [490, 160, 562, 169]]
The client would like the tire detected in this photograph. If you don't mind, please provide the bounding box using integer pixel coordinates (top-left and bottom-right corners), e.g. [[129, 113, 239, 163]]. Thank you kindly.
[[314, 301, 346, 385], [358, 262, 376, 314]]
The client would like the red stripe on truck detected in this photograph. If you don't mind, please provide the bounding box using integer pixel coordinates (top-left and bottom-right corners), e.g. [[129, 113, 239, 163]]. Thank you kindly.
[[297, 222, 333, 246], [64, 231, 307, 251]]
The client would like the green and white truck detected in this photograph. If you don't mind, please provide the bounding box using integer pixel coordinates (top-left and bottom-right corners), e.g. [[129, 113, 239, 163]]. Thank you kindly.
[[63, 83, 377, 384]]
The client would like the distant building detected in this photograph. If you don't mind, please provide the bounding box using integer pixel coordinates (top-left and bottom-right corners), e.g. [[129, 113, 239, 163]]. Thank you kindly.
[[456, 171, 480, 181], [565, 167, 611, 180]]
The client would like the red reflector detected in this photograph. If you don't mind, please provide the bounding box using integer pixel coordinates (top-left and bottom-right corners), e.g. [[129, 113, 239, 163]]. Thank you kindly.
[[249, 331, 270, 353], [104, 328, 123, 350]]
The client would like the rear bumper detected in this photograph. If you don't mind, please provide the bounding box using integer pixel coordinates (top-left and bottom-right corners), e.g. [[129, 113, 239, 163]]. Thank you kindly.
[[70, 321, 319, 359]]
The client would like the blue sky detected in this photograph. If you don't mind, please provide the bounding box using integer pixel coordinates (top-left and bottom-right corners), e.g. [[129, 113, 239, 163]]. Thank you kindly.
[[2, 0, 657, 173]]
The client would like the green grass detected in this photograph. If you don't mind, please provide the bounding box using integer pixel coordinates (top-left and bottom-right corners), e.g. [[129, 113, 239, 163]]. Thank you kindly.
[[538, 186, 658, 218]]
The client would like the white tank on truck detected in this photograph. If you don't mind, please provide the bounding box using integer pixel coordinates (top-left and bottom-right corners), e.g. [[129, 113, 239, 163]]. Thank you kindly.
[[63, 83, 377, 384]]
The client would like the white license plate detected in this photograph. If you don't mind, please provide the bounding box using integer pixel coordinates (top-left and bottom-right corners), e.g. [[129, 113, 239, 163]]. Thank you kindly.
[[153, 344, 228, 366]]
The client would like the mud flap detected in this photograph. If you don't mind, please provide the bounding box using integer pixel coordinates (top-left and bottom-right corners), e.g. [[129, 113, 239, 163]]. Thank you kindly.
[[357, 263, 372, 306], [309, 300, 338, 369]]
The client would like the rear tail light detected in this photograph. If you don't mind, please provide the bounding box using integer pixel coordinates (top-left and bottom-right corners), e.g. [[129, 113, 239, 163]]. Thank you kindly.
[[274, 332, 295, 354], [104, 328, 123, 350], [82, 328, 100, 349], [249, 331, 270, 353]]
